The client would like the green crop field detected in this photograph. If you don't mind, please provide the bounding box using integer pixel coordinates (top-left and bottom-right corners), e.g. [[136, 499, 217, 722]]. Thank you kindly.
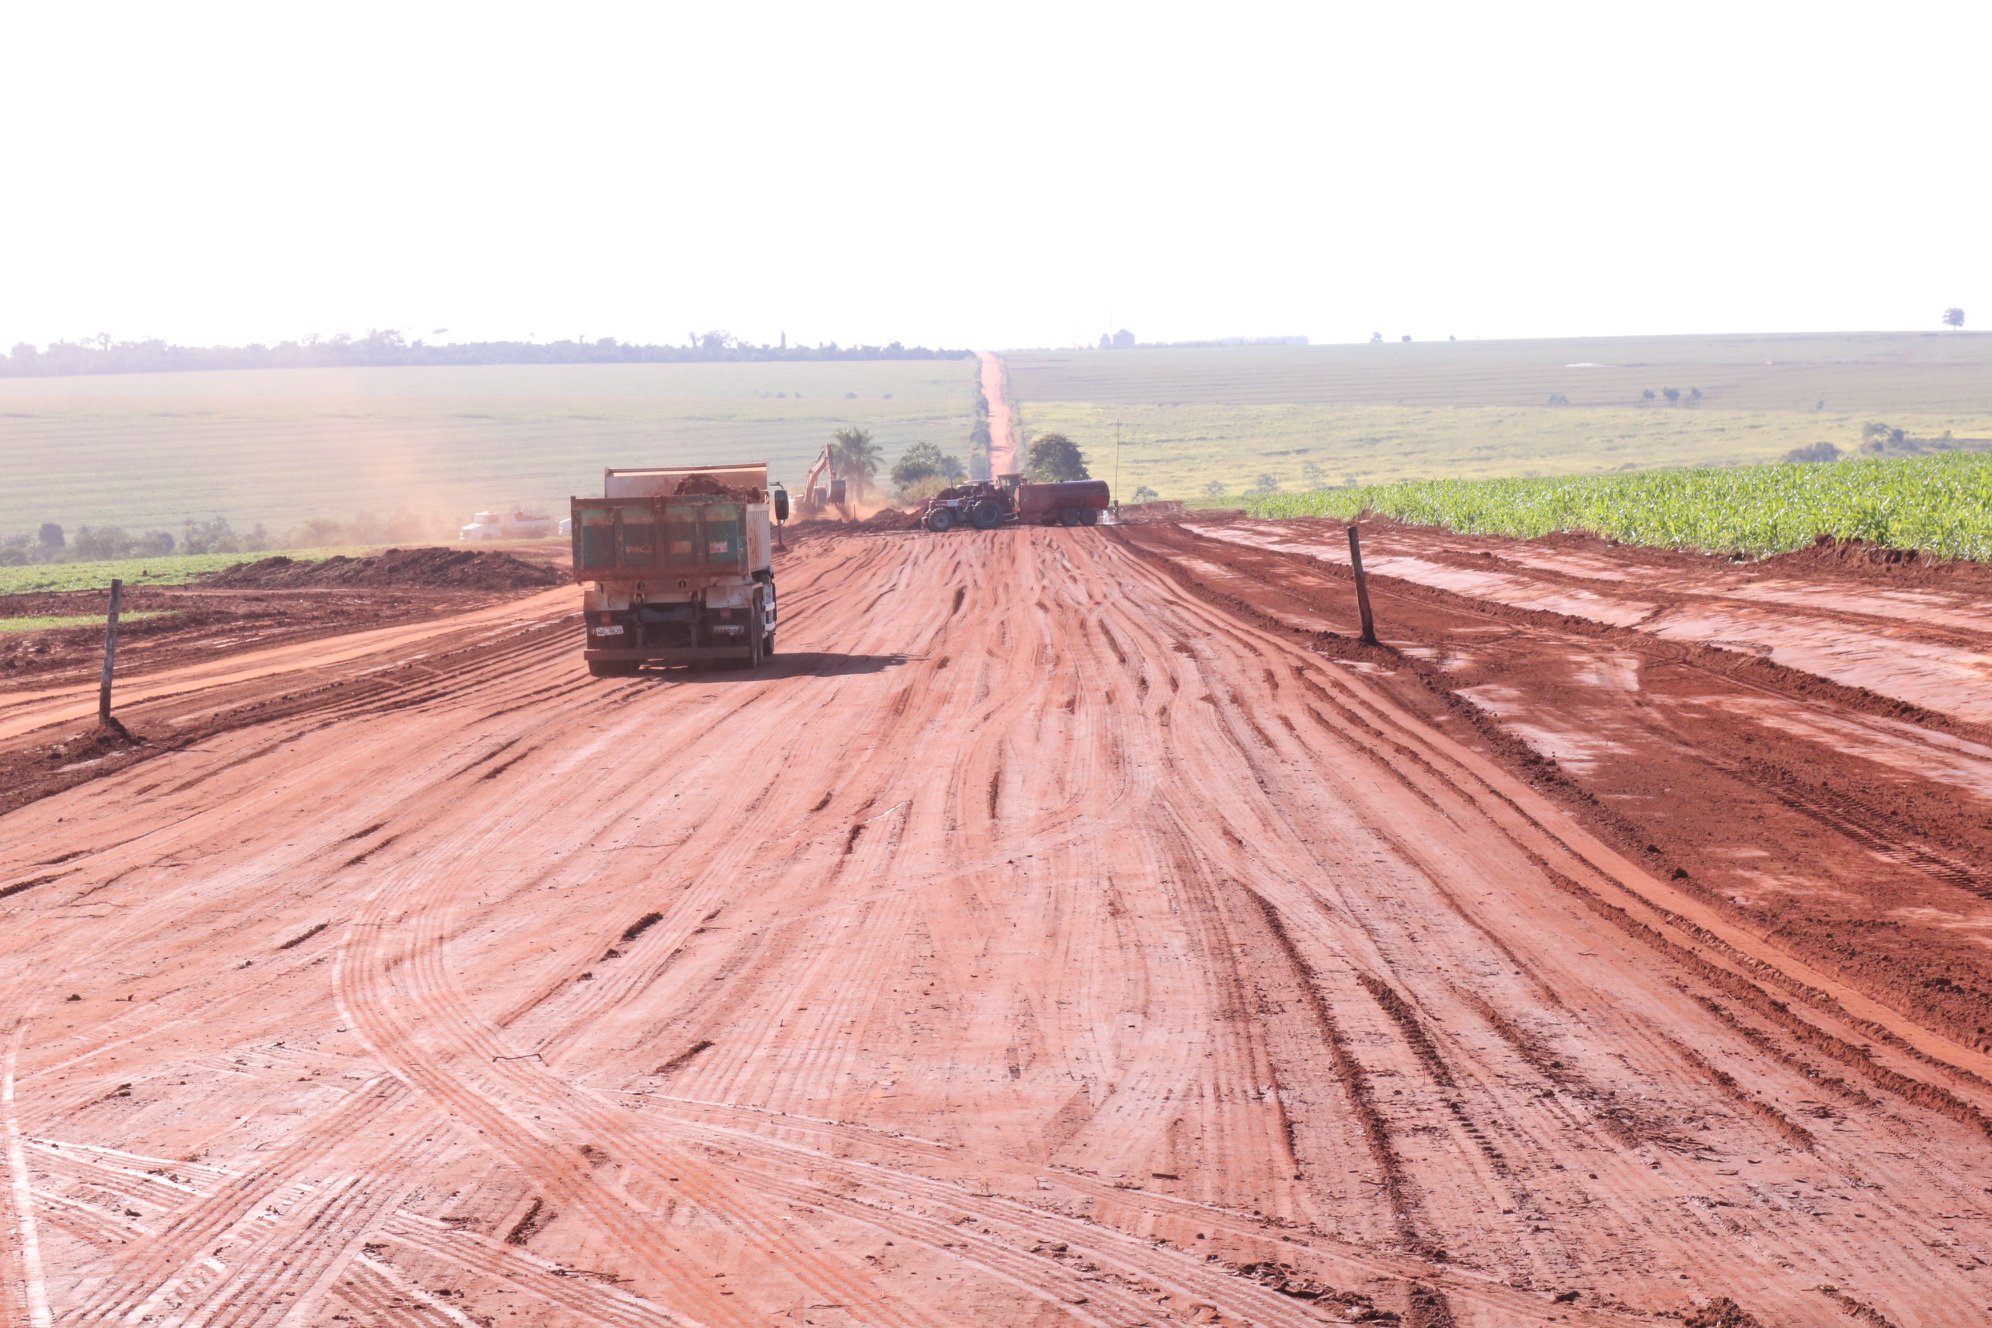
[[1246, 453, 1992, 561], [0, 610, 168, 633], [1003, 333, 1992, 501], [0, 548, 376, 597], [0, 359, 980, 541]]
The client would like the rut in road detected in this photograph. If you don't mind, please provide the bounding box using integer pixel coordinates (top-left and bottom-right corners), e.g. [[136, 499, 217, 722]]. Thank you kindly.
[[2, 528, 1989, 1326]]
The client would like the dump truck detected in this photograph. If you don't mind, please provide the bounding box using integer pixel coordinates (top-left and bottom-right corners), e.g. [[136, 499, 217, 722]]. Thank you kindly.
[[922, 473, 1110, 531], [570, 462, 784, 676]]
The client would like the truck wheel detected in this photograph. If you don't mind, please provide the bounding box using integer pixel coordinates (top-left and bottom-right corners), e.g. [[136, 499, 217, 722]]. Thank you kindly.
[[588, 658, 635, 678], [747, 594, 766, 667], [927, 506, 956, 532], [970, 499, 1003, 530], [1079, 508, 1100, 526], [1059, 507, 1083, 527]]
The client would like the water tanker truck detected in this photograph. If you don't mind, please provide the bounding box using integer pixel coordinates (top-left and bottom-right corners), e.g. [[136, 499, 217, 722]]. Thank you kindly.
[[923, 472, 1110, 532], [570, 462, 784, 676]]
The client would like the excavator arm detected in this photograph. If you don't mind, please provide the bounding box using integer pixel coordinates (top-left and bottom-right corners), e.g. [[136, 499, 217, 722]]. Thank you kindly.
[[799, 442, 850, 516], [802, 443, 836, 504]]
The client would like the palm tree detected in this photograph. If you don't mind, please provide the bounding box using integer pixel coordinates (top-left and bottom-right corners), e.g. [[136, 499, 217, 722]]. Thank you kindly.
[[831, 427, 883, 500]]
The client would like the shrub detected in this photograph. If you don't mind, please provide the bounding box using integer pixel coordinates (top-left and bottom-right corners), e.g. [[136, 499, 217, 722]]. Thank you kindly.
[[1026, 434, 1090, 482], [72, 526, 135, 559]]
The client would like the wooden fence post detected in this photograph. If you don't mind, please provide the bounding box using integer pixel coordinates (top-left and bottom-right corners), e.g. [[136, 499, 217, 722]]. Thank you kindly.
[[99, 578, 123, 726], [1346, 527, 1377, 644]]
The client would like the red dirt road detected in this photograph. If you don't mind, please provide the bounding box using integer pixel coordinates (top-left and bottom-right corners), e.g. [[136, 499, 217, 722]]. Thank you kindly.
[[980, 351, 1017, 476], [3, 526, 1989, 1326]]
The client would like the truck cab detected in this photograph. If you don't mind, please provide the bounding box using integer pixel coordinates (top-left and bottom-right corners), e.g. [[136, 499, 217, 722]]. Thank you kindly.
[[571, 463, 777, 676]]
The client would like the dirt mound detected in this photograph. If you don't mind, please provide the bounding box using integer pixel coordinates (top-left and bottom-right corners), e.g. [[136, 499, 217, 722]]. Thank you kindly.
[[1114, 500, 1189, 523], [1684, 1299, 1767, 1328], [865, 507, 925, 531], [204, 547, 565, 591], [671, 474, 757, 498], [1754, 533, 1992, 588]]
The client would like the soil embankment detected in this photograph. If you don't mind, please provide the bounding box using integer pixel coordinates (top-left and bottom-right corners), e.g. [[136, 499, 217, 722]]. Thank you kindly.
[[2, 524, 1988, 1325]]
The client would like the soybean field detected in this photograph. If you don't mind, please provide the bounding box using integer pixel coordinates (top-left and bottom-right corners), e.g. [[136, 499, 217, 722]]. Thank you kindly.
[[1247, 451, 1992, 560]]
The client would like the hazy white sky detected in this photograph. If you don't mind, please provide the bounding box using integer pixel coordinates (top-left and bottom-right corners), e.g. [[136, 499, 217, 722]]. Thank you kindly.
[[4, 1, 1985, 351]]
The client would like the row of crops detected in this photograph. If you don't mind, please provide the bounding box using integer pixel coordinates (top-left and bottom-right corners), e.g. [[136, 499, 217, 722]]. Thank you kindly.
[[1244, 453, 1992, 561]]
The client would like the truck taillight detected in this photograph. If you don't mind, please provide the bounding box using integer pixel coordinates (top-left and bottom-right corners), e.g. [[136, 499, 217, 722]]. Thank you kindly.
[[719, 608, 733, 620], [596, 612, 614, 625]]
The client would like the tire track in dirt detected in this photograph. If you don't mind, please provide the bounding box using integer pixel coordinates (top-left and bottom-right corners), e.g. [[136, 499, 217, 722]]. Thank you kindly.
[[8, 526, 1989, 1324]]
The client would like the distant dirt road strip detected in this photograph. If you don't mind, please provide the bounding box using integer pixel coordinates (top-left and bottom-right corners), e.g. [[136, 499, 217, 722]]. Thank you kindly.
[[3, 527, 1988, 1325], [980, 350, 1016, 475]]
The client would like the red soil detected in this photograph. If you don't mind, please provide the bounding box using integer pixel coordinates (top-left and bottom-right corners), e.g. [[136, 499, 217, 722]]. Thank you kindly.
[[1, 523, 1987, 1326]]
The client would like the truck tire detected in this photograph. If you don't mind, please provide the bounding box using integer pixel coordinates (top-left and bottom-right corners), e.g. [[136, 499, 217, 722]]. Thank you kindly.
[[926, 506, 956, 532], [588, 658, 636, 678], [1079, 508, 1100, 526], [746, 593, 765, 667], [970, 499, 1004, 530], [1059, 507, 1083, 527]]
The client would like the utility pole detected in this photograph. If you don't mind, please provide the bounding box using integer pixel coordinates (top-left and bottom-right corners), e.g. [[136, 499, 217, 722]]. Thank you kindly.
[[99, 578, 123, 726], [1346, 527, 1377, 644], [1113, 419, 1123, 499]]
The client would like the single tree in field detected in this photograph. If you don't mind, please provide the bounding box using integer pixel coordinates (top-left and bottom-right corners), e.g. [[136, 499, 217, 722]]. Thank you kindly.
[[1299, 460, 1325, 488], [1202, 480, 1228, 499], [1944, 307, 1966, 330], [1248, 473, 1281, 495], [1688, 386, 1703, 406], [1133, 484, 1159, 502], [890, 441, 946, 490], [1370, 332, 1384, 344], [831, 427, 883, 499], [890, 442, 968, 493], [1663, 387, 1682, 405], [1642, 388, 1656, 404], [1026, 433, 1090, 481]]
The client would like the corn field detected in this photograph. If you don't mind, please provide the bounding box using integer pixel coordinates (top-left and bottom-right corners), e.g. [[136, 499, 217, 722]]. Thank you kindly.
[[1245, 453, 1992, 561]]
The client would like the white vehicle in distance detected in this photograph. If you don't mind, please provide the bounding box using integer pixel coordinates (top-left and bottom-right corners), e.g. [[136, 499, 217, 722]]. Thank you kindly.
[[459, 506, 556, 541]]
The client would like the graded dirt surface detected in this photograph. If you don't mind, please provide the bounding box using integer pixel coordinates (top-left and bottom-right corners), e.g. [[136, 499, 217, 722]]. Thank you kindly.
[[2, 523, 1989, 1326]]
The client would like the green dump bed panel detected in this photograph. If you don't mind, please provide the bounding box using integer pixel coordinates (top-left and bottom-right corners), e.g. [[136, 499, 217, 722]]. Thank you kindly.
[[572, 499, 747, 579]]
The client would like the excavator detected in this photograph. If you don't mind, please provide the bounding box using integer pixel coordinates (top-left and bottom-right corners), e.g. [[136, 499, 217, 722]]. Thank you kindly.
[[796, 441, 852, 520]]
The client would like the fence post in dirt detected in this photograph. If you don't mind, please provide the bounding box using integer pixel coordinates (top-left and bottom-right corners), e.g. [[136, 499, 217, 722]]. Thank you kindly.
[[1346, 527, 1377, 644], [99, 577, 123, 726]]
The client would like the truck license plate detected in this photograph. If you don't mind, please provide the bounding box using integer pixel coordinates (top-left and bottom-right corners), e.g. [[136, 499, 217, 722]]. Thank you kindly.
[[592, 624, 624, 637]]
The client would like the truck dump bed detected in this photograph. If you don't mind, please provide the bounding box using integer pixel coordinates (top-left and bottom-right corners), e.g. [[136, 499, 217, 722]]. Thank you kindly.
[[570, 461, 778, 674], [604, 463, 768, 499]]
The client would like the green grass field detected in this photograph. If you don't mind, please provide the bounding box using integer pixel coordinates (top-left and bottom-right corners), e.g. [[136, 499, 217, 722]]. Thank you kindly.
[[0, 359, 980, 539], [1005, 333, 1992, 500], [0, 547, 376, 597], [1245, 453, 1992, 561], [0, 610, 169, 633]]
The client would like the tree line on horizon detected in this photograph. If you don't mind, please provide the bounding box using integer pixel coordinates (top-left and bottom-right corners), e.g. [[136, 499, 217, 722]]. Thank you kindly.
[[0, 328, 974, 377]]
